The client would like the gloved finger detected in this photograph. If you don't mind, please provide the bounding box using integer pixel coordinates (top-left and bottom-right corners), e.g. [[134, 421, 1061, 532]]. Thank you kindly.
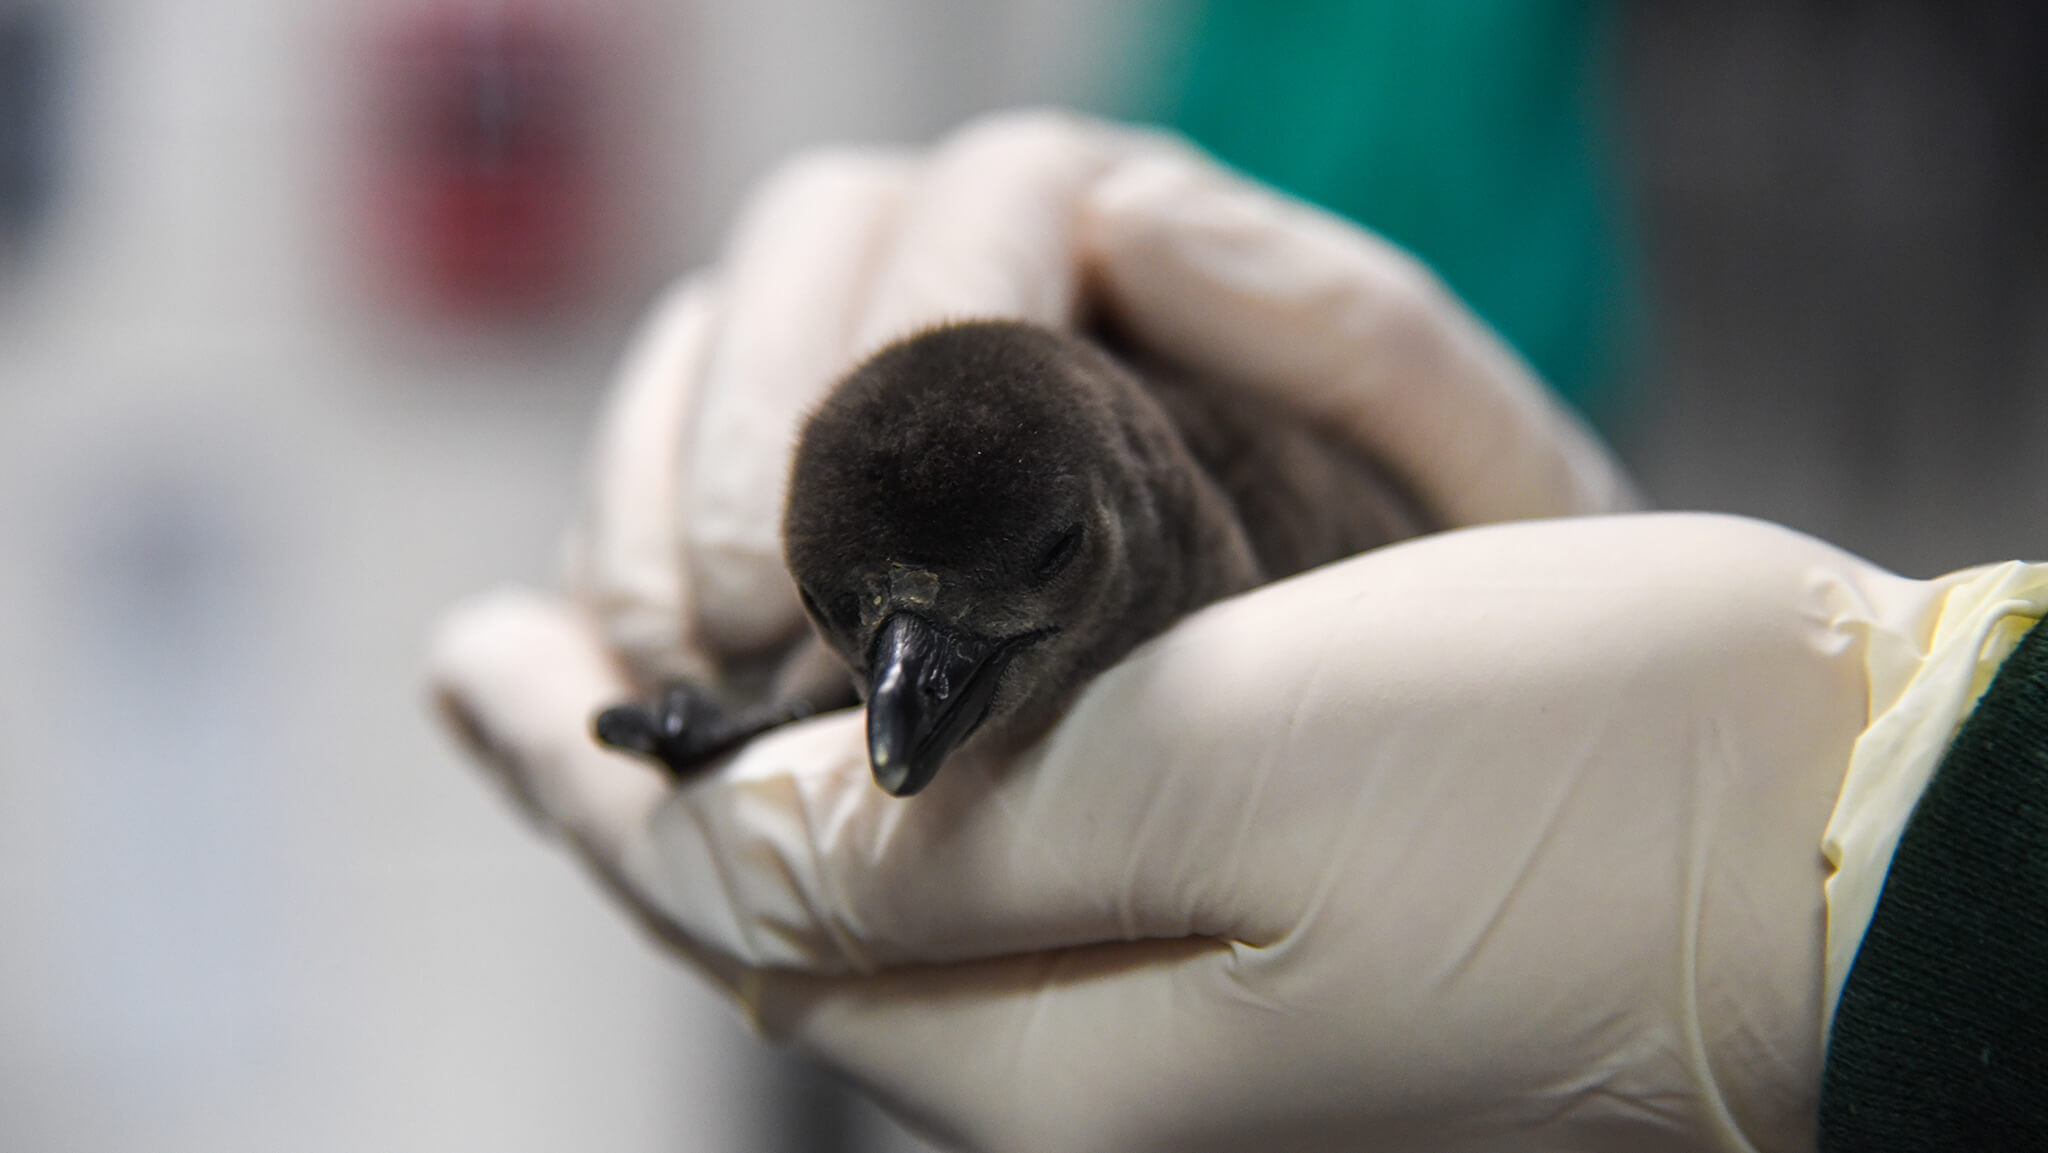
[[1080, 146, 1641, 527], [429, 587, 673, 872], [749, 941, 1245, 1153], [848, 108, 1132, 354], [744, 938, 1737, 1153], [564, 274, 722, 687], [684, 150, 918, 658]]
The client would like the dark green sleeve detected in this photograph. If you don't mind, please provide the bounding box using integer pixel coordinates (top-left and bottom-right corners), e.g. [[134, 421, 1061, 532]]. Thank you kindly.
[[1820, 617, 2048, 1150]]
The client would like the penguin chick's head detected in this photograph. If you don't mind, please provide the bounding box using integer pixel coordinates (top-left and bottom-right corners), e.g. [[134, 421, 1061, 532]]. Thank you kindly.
[[784, 320, 1164, 798]]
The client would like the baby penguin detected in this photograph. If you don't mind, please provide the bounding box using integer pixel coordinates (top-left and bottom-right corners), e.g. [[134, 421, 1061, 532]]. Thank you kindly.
[[597, 319, 1430, 796]]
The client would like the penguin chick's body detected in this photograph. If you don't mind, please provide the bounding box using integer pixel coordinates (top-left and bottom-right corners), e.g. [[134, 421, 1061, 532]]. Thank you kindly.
[[782, 319, 1429, 795], [598, 319, 1429, 796]]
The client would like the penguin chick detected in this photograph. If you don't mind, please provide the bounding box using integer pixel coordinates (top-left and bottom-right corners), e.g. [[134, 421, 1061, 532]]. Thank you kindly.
[[596, 319, 1429, 793], [779, 319, 1430, 796]]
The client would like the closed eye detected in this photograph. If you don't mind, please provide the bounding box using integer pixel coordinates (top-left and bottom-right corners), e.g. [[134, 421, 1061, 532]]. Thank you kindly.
[[829, 593, 862, 636], [798, 588, 828, 627], [800, 588, 863, 638], [1034, 524, 1084, 585]]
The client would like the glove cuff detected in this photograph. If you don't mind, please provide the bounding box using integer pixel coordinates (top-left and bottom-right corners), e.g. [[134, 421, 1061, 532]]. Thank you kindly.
[[1820, 614, 2048, 1148]]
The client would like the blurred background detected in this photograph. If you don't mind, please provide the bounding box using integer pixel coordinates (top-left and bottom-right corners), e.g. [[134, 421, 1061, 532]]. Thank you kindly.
[[0, 1, 2042, 1150]]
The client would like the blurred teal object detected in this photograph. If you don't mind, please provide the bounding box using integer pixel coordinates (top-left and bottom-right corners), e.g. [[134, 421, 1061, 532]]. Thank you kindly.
[[1153, 0, 1639, 424]]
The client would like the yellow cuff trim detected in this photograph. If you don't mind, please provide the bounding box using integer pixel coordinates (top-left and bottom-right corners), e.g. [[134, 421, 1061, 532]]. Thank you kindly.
[[1821, 560, 2048, 1039]]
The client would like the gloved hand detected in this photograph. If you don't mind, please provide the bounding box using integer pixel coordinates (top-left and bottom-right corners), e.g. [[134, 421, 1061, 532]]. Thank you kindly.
[[556, 109, 1637, 699], [434, 110, 1878, 1151], [436, 512, 1974, 1153]]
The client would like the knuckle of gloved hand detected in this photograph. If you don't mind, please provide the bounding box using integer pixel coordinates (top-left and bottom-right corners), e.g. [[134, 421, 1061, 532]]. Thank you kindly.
[[936, 106, 1106, 164], [741, 146, 906, 220], [1343, 238, 1460, 357]]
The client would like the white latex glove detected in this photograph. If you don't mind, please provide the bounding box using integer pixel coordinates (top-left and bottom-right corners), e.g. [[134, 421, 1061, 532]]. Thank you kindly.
[[561, 109, 1638, 695], [435, 111, 1726, 1150], [435, 512, 1974, 1152]]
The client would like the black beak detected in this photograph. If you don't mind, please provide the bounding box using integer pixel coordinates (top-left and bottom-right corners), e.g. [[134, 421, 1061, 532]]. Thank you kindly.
[[865, 612, 1015, 796]]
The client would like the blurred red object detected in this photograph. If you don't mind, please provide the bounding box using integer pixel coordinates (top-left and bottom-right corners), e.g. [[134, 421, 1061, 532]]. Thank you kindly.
[[365, 1, 604, 319]]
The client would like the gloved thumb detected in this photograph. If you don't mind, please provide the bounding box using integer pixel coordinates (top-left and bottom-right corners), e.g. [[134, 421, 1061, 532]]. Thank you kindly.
[[428, 587, 673, 870]]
